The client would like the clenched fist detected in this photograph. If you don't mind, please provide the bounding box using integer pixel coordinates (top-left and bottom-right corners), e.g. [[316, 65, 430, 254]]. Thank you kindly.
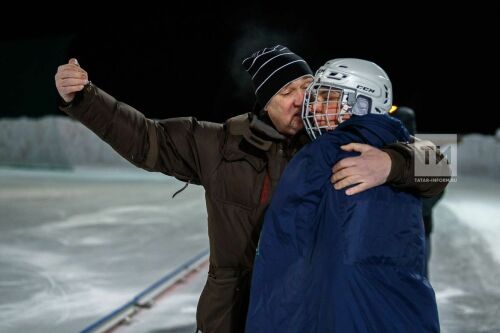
[[54, 58, 89, 103]]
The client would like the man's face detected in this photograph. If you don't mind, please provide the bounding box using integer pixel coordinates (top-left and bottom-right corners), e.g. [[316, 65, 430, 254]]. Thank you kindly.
[[265, 76, 313, 136]]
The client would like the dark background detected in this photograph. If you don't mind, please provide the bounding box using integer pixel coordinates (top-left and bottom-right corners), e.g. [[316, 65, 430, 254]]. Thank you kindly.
[[0, 6, 496, 134]]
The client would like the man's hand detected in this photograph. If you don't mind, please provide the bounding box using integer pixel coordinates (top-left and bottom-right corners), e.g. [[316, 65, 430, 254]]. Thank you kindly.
[[331, 143, 392, 195], [54, 58, 88, 103]]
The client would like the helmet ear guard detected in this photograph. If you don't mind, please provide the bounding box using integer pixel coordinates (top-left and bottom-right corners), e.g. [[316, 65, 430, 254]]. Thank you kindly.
[[351, 96, 372, 116], [302, 58, 392, 140]]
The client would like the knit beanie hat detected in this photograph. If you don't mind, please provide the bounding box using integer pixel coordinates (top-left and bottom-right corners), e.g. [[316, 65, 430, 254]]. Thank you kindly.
[[242, 45, 313, 109]]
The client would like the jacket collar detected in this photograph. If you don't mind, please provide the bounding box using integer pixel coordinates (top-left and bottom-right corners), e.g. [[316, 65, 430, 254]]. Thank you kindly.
[[222, 113, 286, 171], [226, 113, 284, 151]]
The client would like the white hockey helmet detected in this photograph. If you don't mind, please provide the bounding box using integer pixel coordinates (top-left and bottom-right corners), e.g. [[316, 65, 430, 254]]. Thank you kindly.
[[302, 58, 392, 139]]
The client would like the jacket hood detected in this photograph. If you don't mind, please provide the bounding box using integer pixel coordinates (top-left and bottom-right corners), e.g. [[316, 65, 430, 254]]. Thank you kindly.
[[334, 114, 410, 147]]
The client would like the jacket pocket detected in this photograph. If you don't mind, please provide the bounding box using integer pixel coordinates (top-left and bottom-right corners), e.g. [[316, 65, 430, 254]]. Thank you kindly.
[[211, 159, 262, 211], [196, 271, 250, 333]]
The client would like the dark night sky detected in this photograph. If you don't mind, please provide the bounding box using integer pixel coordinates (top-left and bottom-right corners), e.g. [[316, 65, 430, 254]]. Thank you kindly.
[[0, 6, 496, 135]]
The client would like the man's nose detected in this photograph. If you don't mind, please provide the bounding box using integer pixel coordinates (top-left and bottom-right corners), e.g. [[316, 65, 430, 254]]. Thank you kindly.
[[294, 89, 306, 106]]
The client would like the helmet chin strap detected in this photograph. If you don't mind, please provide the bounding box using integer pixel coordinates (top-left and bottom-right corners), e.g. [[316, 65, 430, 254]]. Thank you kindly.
[[337, 104, 351, 124], [337, 92, 357, 124]]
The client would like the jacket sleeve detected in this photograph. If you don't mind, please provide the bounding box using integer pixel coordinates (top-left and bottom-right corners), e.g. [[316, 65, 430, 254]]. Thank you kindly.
[[59, 83, 222, 185], [381, 140, 451, 198]]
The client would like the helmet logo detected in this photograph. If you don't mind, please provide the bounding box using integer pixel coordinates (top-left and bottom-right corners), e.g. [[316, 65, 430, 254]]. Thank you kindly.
[[356, 84, 375, 93]]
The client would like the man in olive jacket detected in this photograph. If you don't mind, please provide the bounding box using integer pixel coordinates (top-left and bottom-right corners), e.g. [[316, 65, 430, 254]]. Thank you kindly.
[[55, 45, 448, 333]]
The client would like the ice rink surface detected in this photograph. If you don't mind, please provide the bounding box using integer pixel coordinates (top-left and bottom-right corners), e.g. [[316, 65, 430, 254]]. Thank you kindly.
[[1, 167, 499, 332], [0, 167, 208, 333]]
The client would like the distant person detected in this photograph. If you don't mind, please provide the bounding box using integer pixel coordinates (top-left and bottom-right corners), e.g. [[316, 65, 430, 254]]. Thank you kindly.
[[391, 106, 445, 278], [247, 59, 440, 333]]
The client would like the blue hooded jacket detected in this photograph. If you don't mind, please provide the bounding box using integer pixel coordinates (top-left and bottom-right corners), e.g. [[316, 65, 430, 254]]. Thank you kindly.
[[246, 114, 439, 332]]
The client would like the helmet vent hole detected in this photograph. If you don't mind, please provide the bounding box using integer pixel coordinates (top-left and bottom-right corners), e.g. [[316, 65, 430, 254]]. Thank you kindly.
[[327, 72, 348, 80]]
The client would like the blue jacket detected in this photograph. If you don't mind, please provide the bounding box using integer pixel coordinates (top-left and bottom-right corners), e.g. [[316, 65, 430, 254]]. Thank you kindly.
[[246, 114, 440, 332]]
